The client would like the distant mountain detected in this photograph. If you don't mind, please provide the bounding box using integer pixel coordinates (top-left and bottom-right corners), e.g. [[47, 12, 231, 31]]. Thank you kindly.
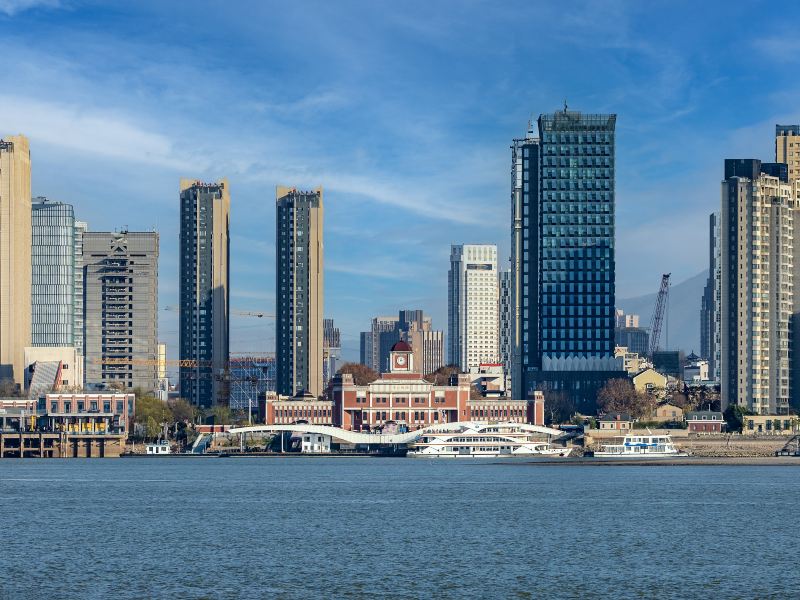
[[617, 270, 708, 354]]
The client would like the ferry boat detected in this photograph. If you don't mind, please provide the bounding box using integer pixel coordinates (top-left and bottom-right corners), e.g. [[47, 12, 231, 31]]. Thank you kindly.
[[407, 422, 571, 458], [593, 432, 687, 457]]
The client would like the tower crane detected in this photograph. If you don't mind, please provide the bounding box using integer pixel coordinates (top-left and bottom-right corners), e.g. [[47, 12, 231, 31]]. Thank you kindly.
[[162, 305, 274, 319], [648, 273, 671, 357]]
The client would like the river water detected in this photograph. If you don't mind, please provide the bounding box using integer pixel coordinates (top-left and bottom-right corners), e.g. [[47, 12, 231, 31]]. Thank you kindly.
[[1, 457, 798, 599]]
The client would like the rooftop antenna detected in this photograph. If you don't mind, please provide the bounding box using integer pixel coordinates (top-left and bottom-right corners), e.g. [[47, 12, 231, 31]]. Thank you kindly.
[[563, 98, 568, 113]]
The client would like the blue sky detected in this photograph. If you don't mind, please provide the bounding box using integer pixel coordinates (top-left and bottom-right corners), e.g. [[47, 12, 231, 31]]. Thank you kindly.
[[1, 0, 797, 361]]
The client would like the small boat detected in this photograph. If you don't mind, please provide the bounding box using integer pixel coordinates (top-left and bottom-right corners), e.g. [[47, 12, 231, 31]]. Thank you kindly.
[[592, 432, 687, 457], [407, 421, 571, 458]]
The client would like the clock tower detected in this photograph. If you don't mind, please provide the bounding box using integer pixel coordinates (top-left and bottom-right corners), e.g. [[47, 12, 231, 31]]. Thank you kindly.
[[389, 340, 414, 373]]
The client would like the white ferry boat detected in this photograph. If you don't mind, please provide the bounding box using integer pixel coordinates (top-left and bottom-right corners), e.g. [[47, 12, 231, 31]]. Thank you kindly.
[[407, 422, 571, 458], [593, 432, 686, 458]]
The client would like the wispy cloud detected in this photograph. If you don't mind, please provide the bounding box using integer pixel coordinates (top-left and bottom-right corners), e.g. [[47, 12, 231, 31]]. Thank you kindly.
[[0, 0, 60, 16]]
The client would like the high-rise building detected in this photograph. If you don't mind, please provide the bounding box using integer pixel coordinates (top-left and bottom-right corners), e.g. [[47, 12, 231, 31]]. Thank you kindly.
[[323, 318, 341, 389], [179, 179, 230, 407], [511, 109, 622, 406], [776, 125, 800, 184], [614, 309, 639, 328], [720, 159, 797, 415], [276, 186, 324, 397], [73, 221, 87, 356], [448, 244, 499, 372], [83, 230, 159, 391], [499, 269, 512, 378], [359, 316, 398, 372], [31, 197, 75, 347], [397, 309, 444, 375], [700, 212, 720, 380], [0, 135, 32, 387]]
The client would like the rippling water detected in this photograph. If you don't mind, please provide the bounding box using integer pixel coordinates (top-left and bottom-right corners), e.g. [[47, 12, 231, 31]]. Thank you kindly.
[[1, 457, 798, 599]]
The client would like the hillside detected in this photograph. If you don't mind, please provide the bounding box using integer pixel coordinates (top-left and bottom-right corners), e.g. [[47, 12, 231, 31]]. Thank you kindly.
[[617, 270, 708, 354]]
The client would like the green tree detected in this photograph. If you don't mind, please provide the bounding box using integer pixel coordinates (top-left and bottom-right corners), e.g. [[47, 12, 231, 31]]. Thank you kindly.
[[723, 404, 753, 433], [209, 404, 232, 425], [134, 395, 171, 440], [337, 362, 379, 386]]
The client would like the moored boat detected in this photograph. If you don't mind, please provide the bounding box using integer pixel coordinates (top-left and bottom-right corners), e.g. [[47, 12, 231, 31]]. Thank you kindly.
[[592, 432, 687, 457], [407, 421, 571, 458]]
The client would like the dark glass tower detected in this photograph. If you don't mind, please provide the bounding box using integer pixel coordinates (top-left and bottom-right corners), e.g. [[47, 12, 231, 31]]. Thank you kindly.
[[511, 108, 622, 407]]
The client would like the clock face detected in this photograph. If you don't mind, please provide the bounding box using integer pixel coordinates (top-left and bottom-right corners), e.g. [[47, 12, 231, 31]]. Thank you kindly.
[[396, 355, 406, 366]]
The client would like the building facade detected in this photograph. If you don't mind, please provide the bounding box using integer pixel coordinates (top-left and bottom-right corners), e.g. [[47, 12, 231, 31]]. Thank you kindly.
[[499, 268, 512, 383], [179, 179, 230, 407], [0, 135, 32, 387], [359, 316, 398, 372], [776, 125, 800, 184], [24, 346, 84, 397], [31, 197, 75, 347], [229, 354, 276, 411], [719, 159, 797, 415], [323, 318, 341, 389], [700, 212, 720, 380], [83, 231, 159, 391], [73, 221, 87, 356], [276, 187, 324, 398], [332, 341, 473, 432], [448, 244, 499, 371], [511, 109, 622, 406]]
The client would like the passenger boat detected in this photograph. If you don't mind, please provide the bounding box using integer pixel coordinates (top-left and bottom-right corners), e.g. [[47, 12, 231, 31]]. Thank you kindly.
[[592, 432, 687, 457], [407, 422, 571, 458]]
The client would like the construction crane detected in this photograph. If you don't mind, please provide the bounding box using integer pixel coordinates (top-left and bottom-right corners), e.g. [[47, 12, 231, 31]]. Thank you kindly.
[[648, 273, 671, 357], [162, 305, 274, 319]]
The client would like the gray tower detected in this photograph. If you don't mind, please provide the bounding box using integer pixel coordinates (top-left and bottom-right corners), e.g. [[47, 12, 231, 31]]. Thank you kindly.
[[276, 186, 324, 397], [179, 179, 230, 408], [83, 230, 159, 391]]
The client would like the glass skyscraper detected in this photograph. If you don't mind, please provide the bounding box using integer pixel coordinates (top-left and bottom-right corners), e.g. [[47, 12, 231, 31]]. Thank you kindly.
[[511, 109, 622, 407], [31, 197, 75, 347]]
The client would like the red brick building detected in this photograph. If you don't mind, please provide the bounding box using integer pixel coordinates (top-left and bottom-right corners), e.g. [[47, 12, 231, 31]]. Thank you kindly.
[[331, 342, 470, 431], [686, 411, 725, 433]]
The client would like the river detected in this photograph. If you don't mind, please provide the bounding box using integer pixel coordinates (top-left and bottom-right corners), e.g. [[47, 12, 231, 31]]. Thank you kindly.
[[1, 457, 798, 599]]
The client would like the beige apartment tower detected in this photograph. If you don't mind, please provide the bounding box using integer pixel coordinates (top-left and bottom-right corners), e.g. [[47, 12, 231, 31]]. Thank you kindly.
[[776, 125, 800, 184], [0, 135, 32, 388], [276, 186, 323, 397], [179, 179, 230, 407]]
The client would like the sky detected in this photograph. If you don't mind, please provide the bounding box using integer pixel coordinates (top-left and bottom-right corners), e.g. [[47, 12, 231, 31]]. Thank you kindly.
[[1, 0, 798, 361]]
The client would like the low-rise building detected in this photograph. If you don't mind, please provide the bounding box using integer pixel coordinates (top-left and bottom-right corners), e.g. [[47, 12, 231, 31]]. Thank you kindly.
[[683, 352, 710, 383], [468, 363, 506, 397], [265, 391, 334, 426], [686, 410, 725, 433], [742, 415, 800, 435], [599, 412, 632, 431], [332, 341, 472, 431], [24, 346, 84, 398], [615, 346, 649, 376], [632, 368, 668, 396], [652, 403, 683, 423], [38, 392, 135, 435]]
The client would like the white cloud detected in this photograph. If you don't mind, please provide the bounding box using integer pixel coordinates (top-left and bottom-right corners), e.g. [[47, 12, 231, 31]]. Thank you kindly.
[[0, 95, 198, 171], [0, 0, 59, 16]]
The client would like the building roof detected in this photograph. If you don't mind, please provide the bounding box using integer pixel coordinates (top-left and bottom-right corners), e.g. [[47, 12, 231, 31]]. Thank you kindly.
[[686, 351, 700, 361], [391, 340, 412, 352], [686, 411, 723, 420], [600, 412, 632, 422]]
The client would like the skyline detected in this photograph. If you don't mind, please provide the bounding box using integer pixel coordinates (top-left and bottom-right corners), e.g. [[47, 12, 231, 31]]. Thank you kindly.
[[3, 1, 800, 361]]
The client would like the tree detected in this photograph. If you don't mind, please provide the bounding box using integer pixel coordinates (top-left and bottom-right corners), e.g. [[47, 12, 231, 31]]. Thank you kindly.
[[597, 378, 656, 420], [168, 398, 194, 423], [134, 395, 171, 440], [337, 362, 379, 386], [425, 365, 461, 386], [723, 404, 753, 433], [0, 378, 21, 397], [544, 390, 575, 425], [209, 404, 232, 425]]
